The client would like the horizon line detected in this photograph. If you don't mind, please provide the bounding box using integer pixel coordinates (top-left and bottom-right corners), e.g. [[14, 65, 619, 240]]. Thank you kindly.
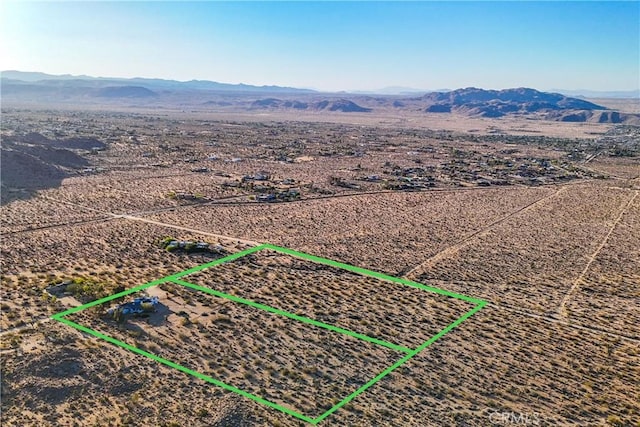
[[2, 69, 639, 95]]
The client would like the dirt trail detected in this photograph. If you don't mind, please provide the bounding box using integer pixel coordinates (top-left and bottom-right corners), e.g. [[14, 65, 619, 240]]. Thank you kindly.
[[115, 214, 261, 246], [33, 195, 261, 246], [7, 184, 583, 236], [557, 190, 639, 317], [489, 303, 639, 344], [403, 186, 566, 280]]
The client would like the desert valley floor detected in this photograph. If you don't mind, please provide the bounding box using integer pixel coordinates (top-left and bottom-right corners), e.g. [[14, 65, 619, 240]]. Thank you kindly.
[[1, 107, 639, 426]]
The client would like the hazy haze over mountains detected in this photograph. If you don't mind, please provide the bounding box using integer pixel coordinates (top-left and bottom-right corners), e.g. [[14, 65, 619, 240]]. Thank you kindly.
[[1, 70, 316, 94], [3, 71, 639, 99], [2, 71, 638, 124]]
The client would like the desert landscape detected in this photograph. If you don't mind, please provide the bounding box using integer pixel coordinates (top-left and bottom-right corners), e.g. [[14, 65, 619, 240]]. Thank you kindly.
[[1, 79, 639, 427], [4, 0, 640, 424]]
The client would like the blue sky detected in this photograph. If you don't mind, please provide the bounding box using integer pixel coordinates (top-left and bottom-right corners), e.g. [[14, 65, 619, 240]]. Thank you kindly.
[[1, 1, 638, 92]]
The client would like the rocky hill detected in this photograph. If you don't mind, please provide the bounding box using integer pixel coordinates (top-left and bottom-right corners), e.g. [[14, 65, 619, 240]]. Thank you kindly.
[[420, 87, 607, 118], [251, 98, 371, 112], [0, 133, 102, 203], [546, 110, 640, 124]]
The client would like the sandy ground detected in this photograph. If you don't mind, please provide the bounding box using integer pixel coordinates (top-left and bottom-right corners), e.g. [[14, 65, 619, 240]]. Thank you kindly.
[[1, 109, 638, 426]]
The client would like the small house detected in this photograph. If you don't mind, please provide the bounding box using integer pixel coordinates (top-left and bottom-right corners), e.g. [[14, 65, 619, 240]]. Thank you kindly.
[[108, 296, 159, 316], [253, 171, 271, 181], [257, 194, 277, 202]]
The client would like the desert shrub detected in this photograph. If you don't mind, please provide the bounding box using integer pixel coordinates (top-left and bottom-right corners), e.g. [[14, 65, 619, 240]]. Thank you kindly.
[[66, 278, 106, 301], [65, 282, 82, 294], [606, 415, 623, 426], [8, 335, 21, 348]]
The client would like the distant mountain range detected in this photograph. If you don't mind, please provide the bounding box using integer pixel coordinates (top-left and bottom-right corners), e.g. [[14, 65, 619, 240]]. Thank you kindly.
[[2, 71, 638, 124], [232, 87, 639, 123], [4, 71, 638, 98], [1, 70, 316, 94]]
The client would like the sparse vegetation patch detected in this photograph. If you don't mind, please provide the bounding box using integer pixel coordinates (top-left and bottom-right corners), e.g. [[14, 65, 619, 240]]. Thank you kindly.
[[52, 244, 485, 424]]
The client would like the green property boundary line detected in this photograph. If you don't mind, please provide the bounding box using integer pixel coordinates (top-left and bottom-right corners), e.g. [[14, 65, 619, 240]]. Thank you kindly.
[[51, 243, 486, 425]]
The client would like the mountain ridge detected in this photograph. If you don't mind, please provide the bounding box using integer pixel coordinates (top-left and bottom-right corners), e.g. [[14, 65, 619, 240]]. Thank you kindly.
[[1, 70, 316, 94], [417, 87, 607, 118], [3, 71, 638, 123]]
